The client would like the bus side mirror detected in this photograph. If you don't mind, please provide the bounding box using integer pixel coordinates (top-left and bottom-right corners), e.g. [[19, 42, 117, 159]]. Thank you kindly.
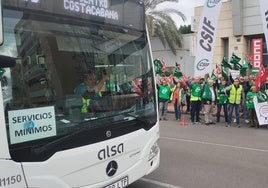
[[0, 0, 3, 45], [0, 55, 16, 68]]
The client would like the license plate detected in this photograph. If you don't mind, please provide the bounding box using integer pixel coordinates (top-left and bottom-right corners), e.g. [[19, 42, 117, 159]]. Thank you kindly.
[[104, 176, 129, 188]]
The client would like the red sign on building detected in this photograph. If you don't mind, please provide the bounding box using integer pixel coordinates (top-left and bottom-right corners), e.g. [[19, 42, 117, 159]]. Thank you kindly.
[[251, 38, 263, 68]]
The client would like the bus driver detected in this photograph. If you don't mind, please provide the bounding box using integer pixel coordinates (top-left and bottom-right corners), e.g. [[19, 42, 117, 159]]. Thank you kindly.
[[74, 70, 108, 113]]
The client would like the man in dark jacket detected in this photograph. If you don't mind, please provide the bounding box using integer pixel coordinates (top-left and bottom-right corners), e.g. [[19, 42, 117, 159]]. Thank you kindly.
[[202, 79, 217, 125]]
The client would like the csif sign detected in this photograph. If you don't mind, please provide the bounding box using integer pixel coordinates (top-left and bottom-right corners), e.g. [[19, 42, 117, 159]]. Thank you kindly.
[[197, 59, 209, 71], [207, 0, 221, 8], [194, 0, 222, 77], [199, 17, 215, 52], [259, 0, 268, 59]]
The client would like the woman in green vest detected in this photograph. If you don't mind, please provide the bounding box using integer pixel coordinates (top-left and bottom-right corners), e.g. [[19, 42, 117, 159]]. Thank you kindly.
[[216, 77, 229, 123]]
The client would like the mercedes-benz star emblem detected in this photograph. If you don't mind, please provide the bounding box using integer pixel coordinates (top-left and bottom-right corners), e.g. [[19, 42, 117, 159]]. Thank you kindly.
[[106, 160, 118, 177]]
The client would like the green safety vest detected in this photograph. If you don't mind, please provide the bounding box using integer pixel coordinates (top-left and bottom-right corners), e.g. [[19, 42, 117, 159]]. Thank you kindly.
[[190, 84, 202, 101], [82, 98, 91, 113], [169, 86, 177, 101], [81, 91, 102, 113], [229, 84, 242, 104], [158, 85, 171, 100], [217, 85, 228, 104]]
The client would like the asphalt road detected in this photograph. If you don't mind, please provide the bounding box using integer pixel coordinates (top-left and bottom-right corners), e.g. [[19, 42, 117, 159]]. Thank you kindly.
[[128, 113, 268, 188]]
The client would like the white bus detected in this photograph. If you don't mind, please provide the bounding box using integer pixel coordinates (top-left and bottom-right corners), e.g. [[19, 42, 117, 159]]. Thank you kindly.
[[0, 0, 160, 187]]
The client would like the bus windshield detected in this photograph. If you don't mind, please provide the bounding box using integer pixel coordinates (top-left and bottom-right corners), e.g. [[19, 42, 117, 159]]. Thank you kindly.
[[1, 0, 157, 162]]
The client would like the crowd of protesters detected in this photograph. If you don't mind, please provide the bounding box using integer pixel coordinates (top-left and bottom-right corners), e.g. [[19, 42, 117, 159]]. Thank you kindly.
[[157, 73, 268, 128]]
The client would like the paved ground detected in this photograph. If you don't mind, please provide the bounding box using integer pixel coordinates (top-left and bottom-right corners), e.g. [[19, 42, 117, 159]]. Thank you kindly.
[[129, 112, 268, 188]]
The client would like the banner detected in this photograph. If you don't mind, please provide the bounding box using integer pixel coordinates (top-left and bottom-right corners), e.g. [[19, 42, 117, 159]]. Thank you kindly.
[[194, 0, 223, 77], [251, 38, 263, 68], [253, 97, 268, 125], [259, 0, 268, 50]]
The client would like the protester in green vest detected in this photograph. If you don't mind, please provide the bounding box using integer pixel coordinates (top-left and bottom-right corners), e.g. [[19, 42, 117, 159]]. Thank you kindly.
[[224, 77, 243, 127], [157, 77, 172, 120], [187, 76, 203, 124], [215, 77, 229, 123], [246, 86, 259, 128]]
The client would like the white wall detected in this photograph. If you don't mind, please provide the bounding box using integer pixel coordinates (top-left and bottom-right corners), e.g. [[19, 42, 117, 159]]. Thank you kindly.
[[150, 34, 195, 77]]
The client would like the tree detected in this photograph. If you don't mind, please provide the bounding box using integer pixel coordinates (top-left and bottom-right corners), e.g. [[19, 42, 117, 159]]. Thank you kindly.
[[179, 25, 193, 34], [144, 0, 186, 55]]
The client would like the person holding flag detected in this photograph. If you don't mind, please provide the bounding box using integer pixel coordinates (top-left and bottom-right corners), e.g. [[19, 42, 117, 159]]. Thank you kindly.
[[187, 77, 203, 124], [170, 81, 185, 121], [224, 77, 243, 127], [215, 77, 229, 123], [157, 77, 172, 121]]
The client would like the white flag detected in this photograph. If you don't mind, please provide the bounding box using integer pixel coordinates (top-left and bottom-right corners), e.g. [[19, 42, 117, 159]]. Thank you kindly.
[[259, 0, 268, 50], [194, 0, 223, 77]]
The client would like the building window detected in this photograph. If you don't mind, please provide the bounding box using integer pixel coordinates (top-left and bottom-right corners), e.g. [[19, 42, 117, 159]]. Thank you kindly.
[[222, 38, 229, 58]]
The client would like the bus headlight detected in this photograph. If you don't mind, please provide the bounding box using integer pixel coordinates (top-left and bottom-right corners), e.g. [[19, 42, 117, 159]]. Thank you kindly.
[[148, 142, 159, 161]]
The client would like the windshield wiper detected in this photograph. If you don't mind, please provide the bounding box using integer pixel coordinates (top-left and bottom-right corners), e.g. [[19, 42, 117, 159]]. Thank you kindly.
[[115, 112, 154, 126]]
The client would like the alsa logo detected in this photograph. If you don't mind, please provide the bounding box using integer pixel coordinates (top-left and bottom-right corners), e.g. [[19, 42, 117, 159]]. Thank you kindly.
[[197, 59, 210, 71], [98, 143, 124, 160], [207, 0, 221, 8]]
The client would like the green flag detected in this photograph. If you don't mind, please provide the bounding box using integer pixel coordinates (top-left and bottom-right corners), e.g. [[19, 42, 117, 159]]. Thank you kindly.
[[202, 77, 212, 100], [240, 68, 247, 77], [240, 59, 253, 76], [154, 59, 163, 75], [230, 54, 242, 70], [211, 70, 217, 82], [221, 57, 232, 69], [174, 63, 183, 79], [221, 65, 228, 80], [245, 59, 252, 70], [257, 90, 268, 102]]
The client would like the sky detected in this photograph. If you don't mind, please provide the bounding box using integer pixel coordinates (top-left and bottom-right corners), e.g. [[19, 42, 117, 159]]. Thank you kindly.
[[159, 0, 229, 27], [159, 0, 205, 26]]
